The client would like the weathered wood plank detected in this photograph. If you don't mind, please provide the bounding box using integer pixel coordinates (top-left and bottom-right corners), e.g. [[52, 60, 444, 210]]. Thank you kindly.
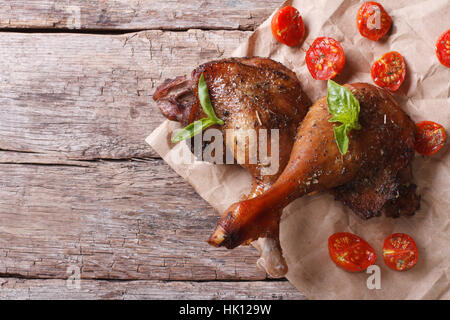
[[0, 157, 271, 281], [0, 30, 250, 160], [0, 8, 304, 298], [0, 0, 280, 31], [0, 278, 305, 300]]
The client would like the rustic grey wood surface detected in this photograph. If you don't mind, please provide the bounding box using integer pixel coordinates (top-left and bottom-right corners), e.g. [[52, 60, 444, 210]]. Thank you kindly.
[[0, 1, 306, 299], [0, 1, 278, 30]]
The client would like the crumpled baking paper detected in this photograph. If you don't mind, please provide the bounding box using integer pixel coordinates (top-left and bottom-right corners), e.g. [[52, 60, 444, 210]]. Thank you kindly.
[[146, 0, 449, 299]]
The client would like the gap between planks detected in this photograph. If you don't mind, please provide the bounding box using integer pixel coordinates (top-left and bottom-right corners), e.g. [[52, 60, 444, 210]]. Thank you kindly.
[[0, 8, 303, 298], [0, 29, 268, 282]]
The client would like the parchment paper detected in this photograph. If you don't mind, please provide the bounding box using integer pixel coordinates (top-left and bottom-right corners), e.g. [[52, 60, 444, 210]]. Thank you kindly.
[[146, 0, 449, 299]]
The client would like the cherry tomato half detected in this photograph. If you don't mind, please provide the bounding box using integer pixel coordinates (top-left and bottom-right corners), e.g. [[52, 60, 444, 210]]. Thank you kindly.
[[328, 232, 376, 272], [271, 6, 305, 47], [415, 121, 447, 155], [371, 51, 406, 91], [357, 2, 392, 41], [305, 37, 345, 80], [436, 30, 450, 68], [383, 233, 418, 271]]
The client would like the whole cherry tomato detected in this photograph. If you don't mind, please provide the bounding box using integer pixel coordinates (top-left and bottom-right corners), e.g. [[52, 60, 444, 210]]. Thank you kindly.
[[383, 233, 418, 271], [436, 30, 450, 68], [357, 2, 392, 41], [305, 37, 345, 80], [415, 121, 447, 155], [371, 51, 406, 91], [328, 232, 376, 272], [271, 6, 305, 47]]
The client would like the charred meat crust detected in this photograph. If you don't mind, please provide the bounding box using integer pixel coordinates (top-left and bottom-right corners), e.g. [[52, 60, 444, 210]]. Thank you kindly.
[[153, 57, 310, 127], [332, 83, 419, 219], [332, 166, 420, 219]]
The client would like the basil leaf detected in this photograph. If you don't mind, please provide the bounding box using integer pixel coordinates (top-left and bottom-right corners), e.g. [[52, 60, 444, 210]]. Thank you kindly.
[[198, 74, 224, 125], [327, 80, 361, 155], [327, 80, 361, 130], [171, 73, 224, 144], [333, 124, 350, 155], [171, 118, 216, 143]]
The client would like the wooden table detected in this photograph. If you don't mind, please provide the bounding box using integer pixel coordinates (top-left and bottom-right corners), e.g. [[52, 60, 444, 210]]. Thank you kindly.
[[0, 0, 305, 299]]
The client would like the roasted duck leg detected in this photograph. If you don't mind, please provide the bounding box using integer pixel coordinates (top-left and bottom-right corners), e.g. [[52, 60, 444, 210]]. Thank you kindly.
[[153, 57, 311, 277], [209, 83, 420, 250]]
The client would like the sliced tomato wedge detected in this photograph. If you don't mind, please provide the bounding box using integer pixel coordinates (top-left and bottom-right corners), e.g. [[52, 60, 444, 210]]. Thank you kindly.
[[305, 37, 345, 80], [271, 6, 305, 47], [357, 2, 392, 41], [371, 51, 406, 91], [436, 30, 450, 68], [415, 121, 447, 155], [383, 233, 418, 271], [328, 232, 376, 272]]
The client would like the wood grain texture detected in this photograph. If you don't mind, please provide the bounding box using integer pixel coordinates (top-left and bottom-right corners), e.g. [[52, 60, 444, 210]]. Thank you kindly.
[[0, 2, 306, 299], [0, 30, 250, 160], [0, 29, 288, 287], [0, 278, 305, 300], [0, 157, 273, 281], [0, 0, 280, 31]]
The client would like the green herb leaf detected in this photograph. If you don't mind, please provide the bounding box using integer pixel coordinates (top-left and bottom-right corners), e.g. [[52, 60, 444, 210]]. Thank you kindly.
[[333, 123, 350, 155], [198, 74, 224, 125], [171, 73, 224, 144], [171, 118, 216, 143], [327, 80, 361, 155]]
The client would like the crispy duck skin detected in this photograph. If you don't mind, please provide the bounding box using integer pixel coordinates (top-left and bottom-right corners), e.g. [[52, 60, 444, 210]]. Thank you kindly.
[[154, 57, 310, 183], [208, 83, 420, 249], [153, 57, 311, 277]]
